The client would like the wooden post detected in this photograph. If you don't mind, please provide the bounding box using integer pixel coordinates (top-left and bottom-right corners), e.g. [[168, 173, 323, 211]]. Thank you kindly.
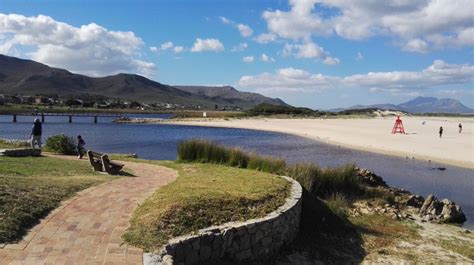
[[13, 114, 17, 123], [69, 115, 72, 123], [41, 113, 45, 123], [94, 116, 98, 123]]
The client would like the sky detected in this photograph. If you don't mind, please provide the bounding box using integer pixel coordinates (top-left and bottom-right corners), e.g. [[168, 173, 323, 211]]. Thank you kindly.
[[0, 0, 473, 109]]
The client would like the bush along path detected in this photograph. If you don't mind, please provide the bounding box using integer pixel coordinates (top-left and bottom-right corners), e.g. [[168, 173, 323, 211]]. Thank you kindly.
[[0, 157, 177, 264]]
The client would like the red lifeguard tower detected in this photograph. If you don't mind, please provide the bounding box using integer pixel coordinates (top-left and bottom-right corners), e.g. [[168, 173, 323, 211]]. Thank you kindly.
[[392, 116, 406, 134]]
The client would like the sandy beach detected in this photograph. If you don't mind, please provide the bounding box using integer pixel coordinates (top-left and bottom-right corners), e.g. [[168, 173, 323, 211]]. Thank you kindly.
[[167, 116, 474, 169]]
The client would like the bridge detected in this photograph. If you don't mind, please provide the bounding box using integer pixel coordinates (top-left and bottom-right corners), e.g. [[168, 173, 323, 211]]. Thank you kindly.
[[4, 112, 125, 123]]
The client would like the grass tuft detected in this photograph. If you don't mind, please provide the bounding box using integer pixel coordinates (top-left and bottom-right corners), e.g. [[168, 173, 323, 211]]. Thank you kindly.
[[177, 139, 286, 174], [286, 162, 361, 198]]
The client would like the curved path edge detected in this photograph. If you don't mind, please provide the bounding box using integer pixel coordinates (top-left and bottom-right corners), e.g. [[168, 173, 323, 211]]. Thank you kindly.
[[0, 157, 177, 264]]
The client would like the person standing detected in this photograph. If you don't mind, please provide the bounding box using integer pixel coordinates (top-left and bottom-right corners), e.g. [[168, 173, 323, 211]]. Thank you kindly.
[[77, 135, 86, 159], [31, 118, 42, 148], [459, 123, 462, 133], [439, 126, 443, 138]]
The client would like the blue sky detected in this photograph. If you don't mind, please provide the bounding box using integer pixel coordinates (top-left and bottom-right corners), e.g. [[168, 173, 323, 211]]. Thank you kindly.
[[1, 0, 473, 109]]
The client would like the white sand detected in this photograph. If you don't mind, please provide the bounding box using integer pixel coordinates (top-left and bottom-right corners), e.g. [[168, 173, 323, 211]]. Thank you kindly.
[[169, 116, 474, 169]]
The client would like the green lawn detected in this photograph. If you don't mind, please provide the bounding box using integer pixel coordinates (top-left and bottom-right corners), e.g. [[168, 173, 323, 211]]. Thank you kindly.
[[121, 160, 291, 251], [0, 156, 115, 243]]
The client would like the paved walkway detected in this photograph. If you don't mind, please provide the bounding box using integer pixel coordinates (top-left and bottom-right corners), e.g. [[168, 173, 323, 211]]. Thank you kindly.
[[0, 158, 177, 264]]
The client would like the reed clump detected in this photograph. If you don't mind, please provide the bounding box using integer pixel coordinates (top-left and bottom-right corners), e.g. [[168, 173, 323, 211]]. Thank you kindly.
[[178, 139, 286, 174], [177, 139, 361, 197]]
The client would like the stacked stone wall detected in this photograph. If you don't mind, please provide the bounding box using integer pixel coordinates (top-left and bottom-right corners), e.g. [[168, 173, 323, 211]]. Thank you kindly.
[[144, 176, 303, 265]]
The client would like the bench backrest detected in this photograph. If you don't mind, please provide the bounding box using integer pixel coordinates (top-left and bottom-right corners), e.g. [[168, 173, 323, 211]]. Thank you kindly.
[[87, 150, 104, 171]]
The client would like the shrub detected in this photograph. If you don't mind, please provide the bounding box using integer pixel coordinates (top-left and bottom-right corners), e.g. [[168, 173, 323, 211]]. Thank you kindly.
[[45, 134, 76, 155]]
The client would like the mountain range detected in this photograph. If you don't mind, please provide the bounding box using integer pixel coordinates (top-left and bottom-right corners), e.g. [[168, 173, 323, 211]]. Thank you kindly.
[[347, 97, 474, 114], [0, 54, 287, 109]]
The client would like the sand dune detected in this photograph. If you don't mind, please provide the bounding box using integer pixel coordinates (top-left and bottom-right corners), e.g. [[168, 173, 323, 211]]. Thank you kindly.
[[170, 116, 474, 169]]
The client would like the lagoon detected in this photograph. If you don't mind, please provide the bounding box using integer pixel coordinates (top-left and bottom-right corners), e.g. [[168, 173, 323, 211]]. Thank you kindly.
[[1, 114, 473, 228]]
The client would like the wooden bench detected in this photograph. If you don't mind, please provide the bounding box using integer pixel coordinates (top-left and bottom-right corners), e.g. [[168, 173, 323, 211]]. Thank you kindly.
[[87, 150, 124, 175]]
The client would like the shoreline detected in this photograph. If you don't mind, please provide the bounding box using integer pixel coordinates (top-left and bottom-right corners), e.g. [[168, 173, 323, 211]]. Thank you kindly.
[[119, 117, 474, 170]]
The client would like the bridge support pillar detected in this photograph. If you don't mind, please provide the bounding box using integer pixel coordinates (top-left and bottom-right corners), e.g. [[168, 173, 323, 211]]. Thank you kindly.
[[13, 114, 17, 123], [41, 113, 45, 123], [94, 116, 98, 123], [69, 116, 72, 123]]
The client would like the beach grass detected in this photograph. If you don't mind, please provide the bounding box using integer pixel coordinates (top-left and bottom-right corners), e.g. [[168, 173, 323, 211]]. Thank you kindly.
[[286, 162, 362, 198], [122, 160, 291, 251], [0, 156, 114, 243], [177, 139, 287, 174]]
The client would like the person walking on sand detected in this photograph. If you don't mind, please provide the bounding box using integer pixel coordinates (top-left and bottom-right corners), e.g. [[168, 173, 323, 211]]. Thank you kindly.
[[459, 123, 462, 133], [439, 126, 443, 138], [77, 135, 86, 159], [31, 118, 42, 148]]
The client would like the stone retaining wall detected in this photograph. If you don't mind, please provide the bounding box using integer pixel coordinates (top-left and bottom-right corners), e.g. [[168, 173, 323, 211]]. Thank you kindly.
[[144, 176, 303, 265], [0, 148, 41, 157]]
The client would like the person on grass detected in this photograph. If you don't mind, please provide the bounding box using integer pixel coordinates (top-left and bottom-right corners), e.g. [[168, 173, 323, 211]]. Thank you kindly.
[[77, 135, 86, 159], [31, 118, 42, 148]]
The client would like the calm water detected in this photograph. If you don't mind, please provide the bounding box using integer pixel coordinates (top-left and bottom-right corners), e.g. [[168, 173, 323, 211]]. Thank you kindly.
[[1, 114, 473, 228]]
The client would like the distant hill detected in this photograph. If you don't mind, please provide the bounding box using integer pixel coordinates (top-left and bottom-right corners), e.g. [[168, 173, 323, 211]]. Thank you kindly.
[[174, 85, 289, 109], [0, 54, 288, 109], [347, 96, 473, 114]]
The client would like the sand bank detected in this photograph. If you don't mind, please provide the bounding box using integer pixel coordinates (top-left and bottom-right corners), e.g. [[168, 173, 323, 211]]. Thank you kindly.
[[167, 116, 474, 169]]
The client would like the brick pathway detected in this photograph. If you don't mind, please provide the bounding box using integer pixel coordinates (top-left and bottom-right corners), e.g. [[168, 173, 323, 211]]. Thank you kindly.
[[0, 159, 177, 264]]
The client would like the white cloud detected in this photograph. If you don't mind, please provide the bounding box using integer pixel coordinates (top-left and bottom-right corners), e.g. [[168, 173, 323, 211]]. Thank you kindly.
[[261, 0, 474, 52], [254, 33, 277, 44], [160, 41, 174, 50], [173, 46, 184, 53], [237, 24, 253, 37], [0, 13, 155, 77], [262, 0, 330, 40], [149, 41, 184, 54], [219, 16, 232, 24], [356, 52, 363, 60], [191, 38, 224, 52], [242, 56, 254, 63], [231, 42, 248, 52], [323, 57, 340, 65], [238, 60, 474, 93], [261, 53, 275, 63], [403, 38, 429, 53], [218, 16, 253, 38], [282, 41, 339, 65]]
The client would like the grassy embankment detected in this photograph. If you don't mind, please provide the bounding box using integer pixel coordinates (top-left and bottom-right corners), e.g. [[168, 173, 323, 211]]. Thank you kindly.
[[0, 156, 115, 244], [145, 139, 474, 263], [121, 158, 290, 251]]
